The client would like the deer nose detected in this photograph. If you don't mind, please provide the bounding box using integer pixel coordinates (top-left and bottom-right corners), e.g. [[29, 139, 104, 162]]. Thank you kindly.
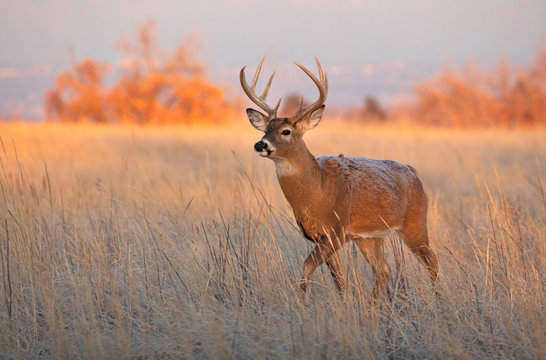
[[254, 141, 267, 152]]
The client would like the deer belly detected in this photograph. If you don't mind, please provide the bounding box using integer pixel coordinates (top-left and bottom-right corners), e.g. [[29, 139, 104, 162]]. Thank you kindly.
[[346, 227, 401, 241]]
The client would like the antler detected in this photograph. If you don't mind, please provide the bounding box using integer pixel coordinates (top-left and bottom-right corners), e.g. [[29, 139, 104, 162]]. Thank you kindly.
[[289, 56, 328, 123], [240, 57, 282, 119]]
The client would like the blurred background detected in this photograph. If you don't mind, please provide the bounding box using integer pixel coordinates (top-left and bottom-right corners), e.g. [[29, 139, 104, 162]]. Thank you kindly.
[[1, 0, 545, 126]]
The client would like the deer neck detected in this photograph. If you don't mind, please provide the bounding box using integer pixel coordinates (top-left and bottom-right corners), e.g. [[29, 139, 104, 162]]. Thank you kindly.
[[273, 142, 322, 213]]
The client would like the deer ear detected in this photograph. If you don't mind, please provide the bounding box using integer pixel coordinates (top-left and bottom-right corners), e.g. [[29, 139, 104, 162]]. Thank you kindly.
[[246, 108, 268, 131], [297, 105, 325, 132]]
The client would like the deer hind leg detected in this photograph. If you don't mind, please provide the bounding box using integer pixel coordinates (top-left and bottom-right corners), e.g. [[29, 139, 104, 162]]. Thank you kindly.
[[355, 238, 390, 299], [398, 220, 439, 289], [300, 234, 343, 296]]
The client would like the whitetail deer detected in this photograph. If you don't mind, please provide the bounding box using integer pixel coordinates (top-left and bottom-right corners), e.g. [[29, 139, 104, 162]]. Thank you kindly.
[[240, 57, 438, 298]]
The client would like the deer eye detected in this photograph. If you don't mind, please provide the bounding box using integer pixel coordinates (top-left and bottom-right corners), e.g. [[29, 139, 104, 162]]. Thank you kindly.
[[281, 129, 291, 136]]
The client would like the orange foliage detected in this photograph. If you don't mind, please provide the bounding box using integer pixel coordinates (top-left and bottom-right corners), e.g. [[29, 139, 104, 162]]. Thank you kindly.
[[45, 58, 110, 123], [411, 41, 546, 127], [45, 22, 229, 125]]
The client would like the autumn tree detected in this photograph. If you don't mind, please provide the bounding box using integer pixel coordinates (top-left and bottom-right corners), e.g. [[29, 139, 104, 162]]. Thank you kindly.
[[108, 21, 227, 124], [411, 40, 546, 127], [497, 41, 546, 126], [279, 93, 309, 117], [361, 96, 386, 121], [44, 58, 110, 123], [44, 21, 229, 125]]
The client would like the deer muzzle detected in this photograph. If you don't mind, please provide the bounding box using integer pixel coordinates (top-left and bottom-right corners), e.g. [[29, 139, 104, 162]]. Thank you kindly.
[[254, 140, 274, 157]]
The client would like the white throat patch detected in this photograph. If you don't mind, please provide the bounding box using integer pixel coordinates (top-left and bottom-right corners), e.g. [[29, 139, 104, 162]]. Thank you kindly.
[[275, 159, 297, 177]]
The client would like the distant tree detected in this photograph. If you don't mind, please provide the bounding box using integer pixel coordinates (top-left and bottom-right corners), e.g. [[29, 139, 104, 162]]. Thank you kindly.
[[361, 96, 386, 121], [279, 93, 308, 117], [107, 21, 225, 124], [44, 21, 230, 125], [499, 40, 546, 126], [411, 40, 546, 127], [44, 58, 110, 122], [413, 65, 496, 127]]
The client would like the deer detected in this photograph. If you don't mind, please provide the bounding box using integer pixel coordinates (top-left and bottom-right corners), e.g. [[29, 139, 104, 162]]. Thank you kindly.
[[240, 57, 438, 299]]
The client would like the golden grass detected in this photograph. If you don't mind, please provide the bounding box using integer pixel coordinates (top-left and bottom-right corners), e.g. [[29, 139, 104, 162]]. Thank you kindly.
[[0, 120, 544, 359]]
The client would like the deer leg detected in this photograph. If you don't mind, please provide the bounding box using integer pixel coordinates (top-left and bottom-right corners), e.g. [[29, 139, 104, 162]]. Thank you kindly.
[[326, 251, 345, 295], [399, 224, 439, 291], [355, 238, 390, 299], [300, 234, 342, 296]]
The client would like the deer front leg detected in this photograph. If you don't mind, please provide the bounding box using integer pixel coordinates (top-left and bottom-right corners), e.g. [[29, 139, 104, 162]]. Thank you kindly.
[[300, 234, 343, 297], [326, 251, 345, 295]]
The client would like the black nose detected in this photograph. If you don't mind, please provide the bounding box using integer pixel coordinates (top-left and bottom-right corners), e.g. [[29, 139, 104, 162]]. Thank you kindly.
[[254, 141, 267, 152]]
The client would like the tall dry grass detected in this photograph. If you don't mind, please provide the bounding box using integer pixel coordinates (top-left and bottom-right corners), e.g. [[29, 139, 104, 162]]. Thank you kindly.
[[0, 121, 544, 359]]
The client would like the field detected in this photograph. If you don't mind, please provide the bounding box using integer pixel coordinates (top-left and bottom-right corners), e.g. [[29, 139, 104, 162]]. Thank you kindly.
[[0, 121, 544, 359]]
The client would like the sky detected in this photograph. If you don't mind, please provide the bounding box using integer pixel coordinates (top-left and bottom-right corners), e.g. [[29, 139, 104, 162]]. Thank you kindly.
[[1, 0, 545, 119]]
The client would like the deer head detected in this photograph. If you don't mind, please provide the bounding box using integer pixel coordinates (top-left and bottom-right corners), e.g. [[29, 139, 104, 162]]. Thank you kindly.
[[240, 57, 328, 160]]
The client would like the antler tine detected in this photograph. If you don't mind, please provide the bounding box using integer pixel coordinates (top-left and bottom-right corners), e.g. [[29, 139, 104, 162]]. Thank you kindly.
[[315, 56, 325, 83], [274, 97, 282, 112], [317, 57, 329, 95], [298, 94, 304, 111], [293, 62, 324, 102], [290, 57, 329, 123], [260, 72, 275, 100], [240, 58, 281, 118], [251, 57, 265, 91]]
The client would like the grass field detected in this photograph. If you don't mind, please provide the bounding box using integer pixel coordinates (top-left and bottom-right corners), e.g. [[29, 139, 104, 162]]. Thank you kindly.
[[0, 121, 544, 359]]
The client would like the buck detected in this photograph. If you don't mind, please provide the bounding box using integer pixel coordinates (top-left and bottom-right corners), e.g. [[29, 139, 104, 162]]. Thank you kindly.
[[240, 57, 438, 298]]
